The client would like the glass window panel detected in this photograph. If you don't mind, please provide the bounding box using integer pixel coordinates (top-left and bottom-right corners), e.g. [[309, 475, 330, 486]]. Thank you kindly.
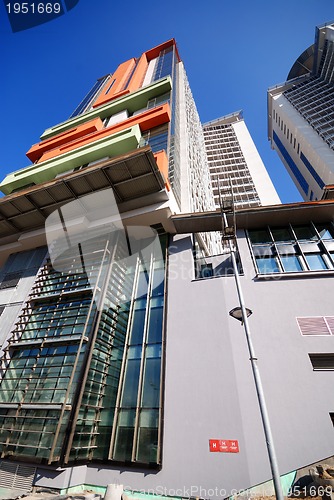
[[129, 304, 146, 345], [151, 266, 164, 297], [271, 227, 293, 242], [136, 409, 159, 464], [121, 358, 141, 407], [281, 256, 303, 272], [147, 299, 163, 344], [256, 257, 280, 274], [248, 229, 272, 244], [305, 254, 328, 270], [136, 271, 149, 299], [252, 245, 273, 257], [141, 357, 161, 408], [293, 225, 317, 240], [127, 346, 142, 360], [315, 224, 334, 240], [276, 243, 296, 255], [113, 409, 136, 462], [300, 242, 320, 253]]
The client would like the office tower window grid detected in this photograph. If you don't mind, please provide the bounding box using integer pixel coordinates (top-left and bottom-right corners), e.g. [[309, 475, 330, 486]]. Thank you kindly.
[[167, 65, 181, 207], [203, 123, 261, 209], [0, 233, 166, 466], [183, 75, 221, 254], [248, 222, 334, 274], [283, 39, 334, 149]]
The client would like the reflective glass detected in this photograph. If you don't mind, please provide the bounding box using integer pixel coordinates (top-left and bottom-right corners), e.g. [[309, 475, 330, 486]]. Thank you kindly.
[[305, 254, 328, 270], [271, 227, 293, 242], [136, 409, 159, 463], [316, 224, 334, 240], [121, 358, 141, 407], [256, 257, 280, 273], [147, 297, 163, 344], [281, 255, 303, 272], [113, 409, 136, 461], [293, 225, 317, 240], [248, 229, 271, 244], [141, 356, 161, 408]]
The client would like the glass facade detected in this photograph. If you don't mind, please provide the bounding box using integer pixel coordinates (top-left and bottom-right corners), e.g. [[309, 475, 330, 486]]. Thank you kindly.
[[0, 231, 167, 466], [69, 75, 111, 118], [153, 46, 174, 82], [249, 222, 334, 274], [283, 39, 334, 150]]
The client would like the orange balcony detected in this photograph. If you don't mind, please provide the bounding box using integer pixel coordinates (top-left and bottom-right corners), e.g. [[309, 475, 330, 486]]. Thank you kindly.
[[91, 39, 179, 109], [26, 118, 104, 163], [92, 58, 136, 109], [154, 150, 170, 190], [37, 103, 171, 164]]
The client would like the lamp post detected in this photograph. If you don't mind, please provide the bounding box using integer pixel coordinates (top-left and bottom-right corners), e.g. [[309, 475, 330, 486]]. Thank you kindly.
[[228, 247, 284, 500], [219, 195, 284, 500]]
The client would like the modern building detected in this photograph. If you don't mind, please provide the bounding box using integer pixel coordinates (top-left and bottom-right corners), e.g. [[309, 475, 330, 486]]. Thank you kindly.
[[0, 38, 333, 498], [203, 112, 280, 209], [268, 20, 334, 201]]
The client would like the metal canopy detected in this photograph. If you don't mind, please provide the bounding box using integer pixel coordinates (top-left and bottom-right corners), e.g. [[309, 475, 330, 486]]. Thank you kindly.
[[0, 147, 167, 239], [171, 201, 334, 234]]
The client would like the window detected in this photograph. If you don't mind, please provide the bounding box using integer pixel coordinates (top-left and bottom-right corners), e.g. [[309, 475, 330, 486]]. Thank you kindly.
[[309, 354, 334, 370], [0, 272, 22, 289], [200, 263, 213, 278], [248, 222, 334, 274], [304, 253, 327, 270], [280, 255, 303, 272], [142, 124, 168, 153]]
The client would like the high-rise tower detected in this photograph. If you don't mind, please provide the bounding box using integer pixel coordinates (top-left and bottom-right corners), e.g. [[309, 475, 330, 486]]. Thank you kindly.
[[203, 111, 280, 209], [268, 21, 334, 201], [0, 39, 218, 473]]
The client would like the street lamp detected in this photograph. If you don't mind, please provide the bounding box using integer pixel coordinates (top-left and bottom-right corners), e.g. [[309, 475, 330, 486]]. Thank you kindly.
[[219, 184, 283, 500], [229, 306, 252, 324], [228, 292, 284, 500]]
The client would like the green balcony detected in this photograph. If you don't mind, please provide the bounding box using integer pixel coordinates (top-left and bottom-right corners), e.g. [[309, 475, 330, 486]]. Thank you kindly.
[[0, 125, 142, 195], [40, 77, 172, 141]]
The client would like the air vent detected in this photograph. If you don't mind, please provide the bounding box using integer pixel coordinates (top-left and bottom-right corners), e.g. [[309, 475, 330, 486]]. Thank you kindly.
[[0, 461, 36, 491], [309, 353, 334, 370], [297, 316, 334, 336]]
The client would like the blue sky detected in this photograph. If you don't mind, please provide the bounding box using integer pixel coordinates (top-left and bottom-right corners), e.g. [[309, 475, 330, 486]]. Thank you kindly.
[[1, 0, 334, 203]]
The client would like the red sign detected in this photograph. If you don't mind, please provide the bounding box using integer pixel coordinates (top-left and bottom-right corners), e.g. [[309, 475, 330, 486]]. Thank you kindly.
[[209, 439, 239, 453]]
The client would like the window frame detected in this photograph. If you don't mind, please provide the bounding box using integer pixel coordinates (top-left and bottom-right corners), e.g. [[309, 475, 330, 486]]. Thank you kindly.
[[248, 222, 334, 276]]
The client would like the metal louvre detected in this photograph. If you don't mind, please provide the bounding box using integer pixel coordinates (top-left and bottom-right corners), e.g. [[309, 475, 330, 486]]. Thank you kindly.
[[297, 316, 334, 335], [0, 147, 166, 239], [0, 460, 36, 491]]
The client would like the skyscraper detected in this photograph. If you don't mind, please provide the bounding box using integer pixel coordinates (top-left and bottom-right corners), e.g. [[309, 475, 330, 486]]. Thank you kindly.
[[268, 20, 334, 201], [0, 38, 221, 487], [203, 112, 280, 209], [0, 38, 333, 497]]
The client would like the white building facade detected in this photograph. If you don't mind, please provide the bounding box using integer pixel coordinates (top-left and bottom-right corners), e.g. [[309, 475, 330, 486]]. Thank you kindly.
[[268, 21, 334, 201], [203, 112, 280, 209]]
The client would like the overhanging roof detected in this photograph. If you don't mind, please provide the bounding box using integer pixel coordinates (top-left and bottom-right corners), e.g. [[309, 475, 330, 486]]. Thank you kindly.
[[0, 147, 168, 240], [170, 200, 334, 233]]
